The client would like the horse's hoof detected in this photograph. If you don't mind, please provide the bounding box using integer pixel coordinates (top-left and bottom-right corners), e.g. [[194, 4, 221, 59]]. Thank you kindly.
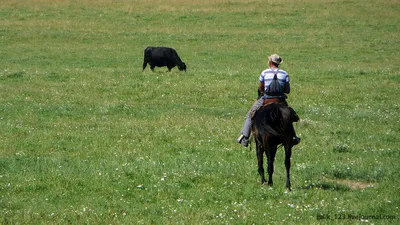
[[261, 179, 267, 184]]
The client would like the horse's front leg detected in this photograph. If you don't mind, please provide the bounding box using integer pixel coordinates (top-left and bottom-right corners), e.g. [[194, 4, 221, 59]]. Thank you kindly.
[[256, 143, 267, 184], [267, 146, 277, 186], [285, 146, 292, 191]]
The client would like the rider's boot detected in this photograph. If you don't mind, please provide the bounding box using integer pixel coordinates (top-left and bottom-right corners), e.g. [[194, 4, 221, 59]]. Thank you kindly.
[[237, 134, 249, 147], [289, 123, 301, 145]]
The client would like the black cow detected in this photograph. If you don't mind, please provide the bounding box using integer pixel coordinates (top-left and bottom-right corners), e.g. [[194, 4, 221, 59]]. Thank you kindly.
[[142, 46, 186, 72]]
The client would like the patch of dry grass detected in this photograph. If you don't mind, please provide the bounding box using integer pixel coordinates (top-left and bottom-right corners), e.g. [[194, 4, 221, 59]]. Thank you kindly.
[[326, 178, 375, 190]]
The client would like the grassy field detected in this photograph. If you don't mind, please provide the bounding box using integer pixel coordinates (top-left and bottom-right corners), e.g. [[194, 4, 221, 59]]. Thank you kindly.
[[1, 0, 399, 224]]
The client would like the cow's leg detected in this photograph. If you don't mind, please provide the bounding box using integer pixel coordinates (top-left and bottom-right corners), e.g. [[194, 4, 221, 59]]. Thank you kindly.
[[166, 62, 174, 72], [285, 145, 292, 191], [266, 145, 277, 186], [150, 64, 155, 72], [256, 141, 267, 184]]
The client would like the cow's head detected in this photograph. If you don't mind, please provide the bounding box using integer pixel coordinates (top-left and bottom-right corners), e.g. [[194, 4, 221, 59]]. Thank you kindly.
[[178, 62, 186, 72]]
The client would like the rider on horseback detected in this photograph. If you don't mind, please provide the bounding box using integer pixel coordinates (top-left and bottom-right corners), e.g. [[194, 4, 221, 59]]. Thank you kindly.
[[237, 54, 301, 147]]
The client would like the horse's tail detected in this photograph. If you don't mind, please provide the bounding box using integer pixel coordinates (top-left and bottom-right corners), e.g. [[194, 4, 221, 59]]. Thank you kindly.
[[252, 103, 289, 139]]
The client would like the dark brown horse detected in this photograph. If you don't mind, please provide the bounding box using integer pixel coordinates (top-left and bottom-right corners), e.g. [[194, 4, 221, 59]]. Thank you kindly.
[[251, 102, 297, 191]]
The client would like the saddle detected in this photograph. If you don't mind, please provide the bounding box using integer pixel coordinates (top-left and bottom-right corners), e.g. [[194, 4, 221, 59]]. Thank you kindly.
[[263, 98, 283, 106]]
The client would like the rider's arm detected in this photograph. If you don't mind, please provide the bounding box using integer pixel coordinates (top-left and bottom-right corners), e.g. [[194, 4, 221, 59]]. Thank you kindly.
[[258, 82, 265, 94]]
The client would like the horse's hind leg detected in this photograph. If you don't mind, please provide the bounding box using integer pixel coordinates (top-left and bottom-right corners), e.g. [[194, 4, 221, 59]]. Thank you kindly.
[[285, 146, 292, 191], [267, 146, 277, 186], [256, 142, 267, 184]]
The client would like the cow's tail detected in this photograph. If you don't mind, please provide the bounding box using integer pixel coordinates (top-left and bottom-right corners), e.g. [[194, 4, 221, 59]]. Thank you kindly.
[[143, 47, 152, 71]]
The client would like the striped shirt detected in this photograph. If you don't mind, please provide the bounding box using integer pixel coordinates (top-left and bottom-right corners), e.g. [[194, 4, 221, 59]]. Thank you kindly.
[[259, 68, 290, 91]]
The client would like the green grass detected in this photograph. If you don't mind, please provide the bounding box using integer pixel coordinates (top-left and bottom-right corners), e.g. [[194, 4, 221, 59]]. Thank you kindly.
[[1, 0, 399, 224]]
